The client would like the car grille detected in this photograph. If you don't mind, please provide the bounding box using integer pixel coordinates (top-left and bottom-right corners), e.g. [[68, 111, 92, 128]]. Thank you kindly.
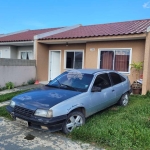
[[14, 105, 35, 117]]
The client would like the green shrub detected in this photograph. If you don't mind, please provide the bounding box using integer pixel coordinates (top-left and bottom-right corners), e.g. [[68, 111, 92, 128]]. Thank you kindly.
[[27, 79, 35, 85], [5, 82, 14, 89]]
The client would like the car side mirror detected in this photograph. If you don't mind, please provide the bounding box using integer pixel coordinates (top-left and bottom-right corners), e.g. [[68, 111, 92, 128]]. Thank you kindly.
[[91, 86, 101, 92]]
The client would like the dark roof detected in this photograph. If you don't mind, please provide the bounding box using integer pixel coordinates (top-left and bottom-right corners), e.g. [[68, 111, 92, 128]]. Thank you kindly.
[[0, 28, 61, 42], [0, 19, 150, 42], [41, 19, 150, 40]]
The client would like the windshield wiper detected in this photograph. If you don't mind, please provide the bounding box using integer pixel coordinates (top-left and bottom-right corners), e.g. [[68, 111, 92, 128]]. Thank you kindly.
[[45, 84, 59, 88], [60, 84, 79, 91], [51, 78, 78, 91]]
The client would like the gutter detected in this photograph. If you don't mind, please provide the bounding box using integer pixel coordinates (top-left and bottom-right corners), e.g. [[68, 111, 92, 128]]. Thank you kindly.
[[0, 41, 34, 45], [37, 33, 146, 44]]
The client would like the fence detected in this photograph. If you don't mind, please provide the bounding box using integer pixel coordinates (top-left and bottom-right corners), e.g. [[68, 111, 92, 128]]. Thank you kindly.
[[0, 58, 36, 88]]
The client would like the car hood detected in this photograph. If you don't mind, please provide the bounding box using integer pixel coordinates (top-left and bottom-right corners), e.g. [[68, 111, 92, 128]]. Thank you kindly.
[[12, 86, 81, 110]]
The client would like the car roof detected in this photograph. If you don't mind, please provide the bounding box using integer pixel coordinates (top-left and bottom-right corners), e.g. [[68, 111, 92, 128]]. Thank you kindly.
[[68, 69, 112, 74]]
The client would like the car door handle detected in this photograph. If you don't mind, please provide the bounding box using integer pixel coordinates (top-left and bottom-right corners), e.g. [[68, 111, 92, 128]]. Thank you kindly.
[[112, 89, 115, 92]]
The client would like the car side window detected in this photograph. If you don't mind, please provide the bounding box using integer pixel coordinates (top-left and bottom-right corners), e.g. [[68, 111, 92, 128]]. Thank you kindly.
[[93, 73, 111, 90], [109, 72, 122, 85]]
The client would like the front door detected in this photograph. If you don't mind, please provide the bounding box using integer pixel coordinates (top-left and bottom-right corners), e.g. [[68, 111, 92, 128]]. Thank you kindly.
[[49, 51, 61, 80]]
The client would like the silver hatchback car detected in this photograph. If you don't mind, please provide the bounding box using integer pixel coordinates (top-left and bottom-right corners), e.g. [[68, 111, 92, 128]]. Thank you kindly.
[[7, 69, 131, 134]]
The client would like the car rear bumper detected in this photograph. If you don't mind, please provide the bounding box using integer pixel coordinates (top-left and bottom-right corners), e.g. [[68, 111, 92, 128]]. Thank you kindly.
[[6, 105, 67, 132]]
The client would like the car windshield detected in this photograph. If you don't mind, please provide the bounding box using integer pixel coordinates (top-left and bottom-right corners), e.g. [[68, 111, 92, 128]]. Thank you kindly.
[[47, 71, 93, 92]]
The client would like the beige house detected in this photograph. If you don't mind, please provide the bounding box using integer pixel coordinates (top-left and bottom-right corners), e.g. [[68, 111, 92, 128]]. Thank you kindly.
[[0, 19, 150, 94]]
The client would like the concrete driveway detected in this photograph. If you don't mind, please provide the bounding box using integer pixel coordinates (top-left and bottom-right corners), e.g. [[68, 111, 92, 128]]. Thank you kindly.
[[0, 117, 102, 150]]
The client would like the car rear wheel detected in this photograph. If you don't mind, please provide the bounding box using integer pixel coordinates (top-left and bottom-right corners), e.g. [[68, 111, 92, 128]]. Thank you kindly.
[[118, 93, 129, 106], [62, 111, 85, 134]]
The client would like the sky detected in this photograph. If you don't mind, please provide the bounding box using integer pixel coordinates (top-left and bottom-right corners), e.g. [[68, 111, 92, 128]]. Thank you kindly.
[[0, 0, 150, 34]]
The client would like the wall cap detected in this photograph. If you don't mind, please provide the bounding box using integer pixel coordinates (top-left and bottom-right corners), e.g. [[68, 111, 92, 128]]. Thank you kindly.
[[147, 26, 150, 32], [34, 24, 82, 40]]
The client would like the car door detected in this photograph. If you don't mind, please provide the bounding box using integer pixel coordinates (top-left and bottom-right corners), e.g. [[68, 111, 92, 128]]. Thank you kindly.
[[109, 72, 124, 102], [89, 73, 116, 115]]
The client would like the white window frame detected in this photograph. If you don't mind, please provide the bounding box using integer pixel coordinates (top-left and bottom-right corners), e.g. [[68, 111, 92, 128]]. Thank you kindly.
[[64, 50, 84, 69], [97, 48, 132, 74], [0, 50, 2, 58], [18, 50, 33, 60]]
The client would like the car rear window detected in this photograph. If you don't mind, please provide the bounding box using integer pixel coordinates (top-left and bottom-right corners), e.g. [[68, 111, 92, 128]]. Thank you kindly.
[[109, 72, 122, 85]]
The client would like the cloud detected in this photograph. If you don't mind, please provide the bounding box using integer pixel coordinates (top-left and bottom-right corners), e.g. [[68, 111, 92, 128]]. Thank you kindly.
[[143, 1, 150, 8]]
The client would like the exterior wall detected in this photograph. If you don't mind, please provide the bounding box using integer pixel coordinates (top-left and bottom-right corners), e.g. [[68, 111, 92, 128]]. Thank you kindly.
[[85, 40, 145, 84], [0, 58, 36, 87], [142, 32, 150, 94], [49, 44, 86, 73], [36, 40, 145, 86], [17, 46, 33, 59], [36, 43, 86, 81], [10, 46, 17, 59], [0, 46, 10, 58], [36, 43, 49, 81]]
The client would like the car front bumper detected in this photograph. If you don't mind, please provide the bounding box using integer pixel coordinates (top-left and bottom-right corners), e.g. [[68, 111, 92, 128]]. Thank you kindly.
[[6, 105, 67, 132]]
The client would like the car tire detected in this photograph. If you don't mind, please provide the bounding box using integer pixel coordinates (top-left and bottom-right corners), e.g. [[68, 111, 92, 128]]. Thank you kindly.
[[118, 93, 129, 106], [62, 111, 85, 134]]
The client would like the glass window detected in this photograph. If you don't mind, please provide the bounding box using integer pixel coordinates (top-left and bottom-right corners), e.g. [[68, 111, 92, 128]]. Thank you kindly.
[[93, 73, 111, 90], [109, 72, 122, 85], [100, 49, 130, 73], [66, 51, 83, 69], [100, 51, 114, 70], [74, 52, 83, 69], [0, 51, 1, 58], [21, 52, 33, 60], [66, 52, 74, 68], [48, 71, 93, 92]]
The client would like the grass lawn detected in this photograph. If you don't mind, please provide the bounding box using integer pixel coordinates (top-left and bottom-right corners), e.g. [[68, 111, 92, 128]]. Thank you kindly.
[[0, 106, 12, 120], [0, 90, 27, 103], [0, 90, 28, 119], [70, 94, 150, 150]]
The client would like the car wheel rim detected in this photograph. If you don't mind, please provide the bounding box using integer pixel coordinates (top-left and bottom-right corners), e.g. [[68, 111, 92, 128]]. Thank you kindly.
[[123, 94, 128, 106], [66, 115, 83, 132]]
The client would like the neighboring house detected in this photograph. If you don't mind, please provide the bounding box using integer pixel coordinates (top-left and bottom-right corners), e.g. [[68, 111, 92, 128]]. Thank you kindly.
[[0, 28, 61, 59], [0, 19, 150, 94]]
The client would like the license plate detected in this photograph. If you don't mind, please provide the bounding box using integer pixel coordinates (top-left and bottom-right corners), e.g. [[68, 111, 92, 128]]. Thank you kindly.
[[16, 118, 28, 127]]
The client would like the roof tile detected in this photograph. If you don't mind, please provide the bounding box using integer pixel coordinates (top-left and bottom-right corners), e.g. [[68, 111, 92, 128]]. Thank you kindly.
[[0, 19, 150, 42], [0, 28, 61, 42], [41, 19, 150, 40]]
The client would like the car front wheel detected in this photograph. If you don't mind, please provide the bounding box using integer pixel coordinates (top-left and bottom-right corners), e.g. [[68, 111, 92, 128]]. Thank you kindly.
[[62, 111, 85, 134], [118, 93, 129, 106]]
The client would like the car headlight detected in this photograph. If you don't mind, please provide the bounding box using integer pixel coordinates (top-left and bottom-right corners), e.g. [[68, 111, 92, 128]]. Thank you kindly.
[[10, 100, 15, 108], [34, 109, 53, 118]]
